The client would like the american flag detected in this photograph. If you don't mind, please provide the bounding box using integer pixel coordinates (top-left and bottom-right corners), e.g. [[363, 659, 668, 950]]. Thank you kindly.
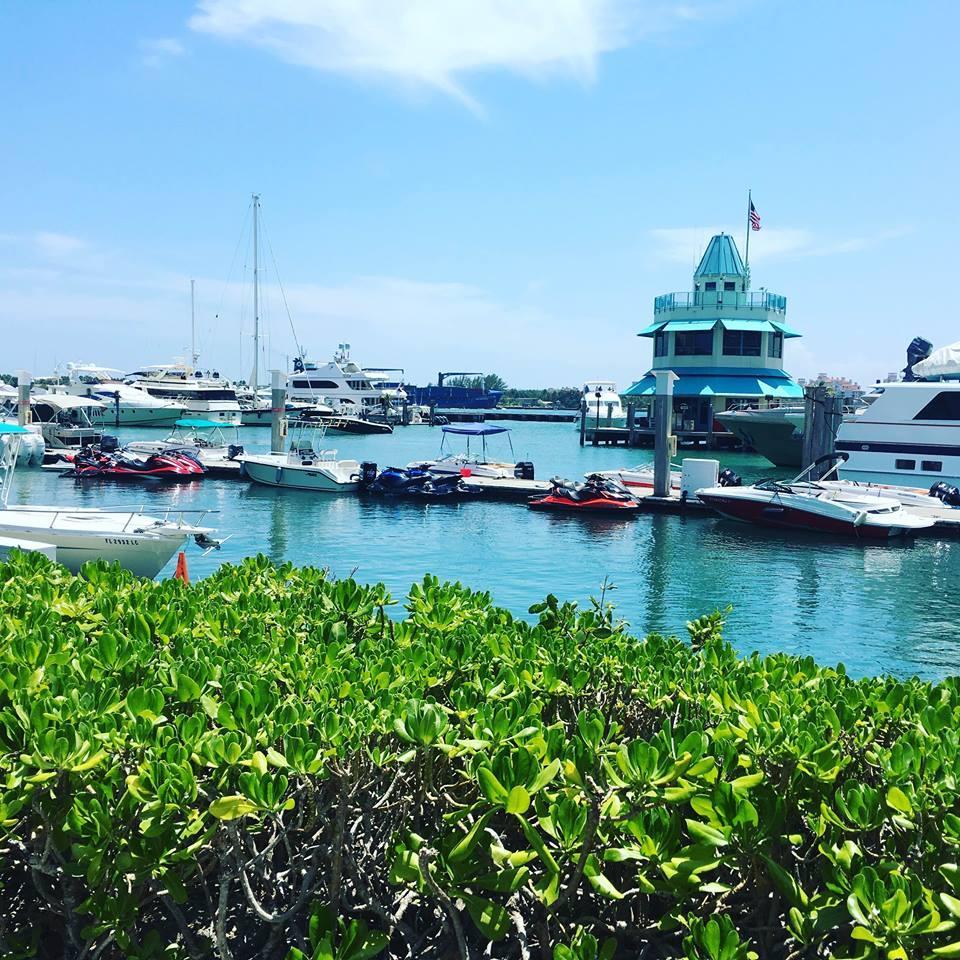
[[749, 200, 761, 231]]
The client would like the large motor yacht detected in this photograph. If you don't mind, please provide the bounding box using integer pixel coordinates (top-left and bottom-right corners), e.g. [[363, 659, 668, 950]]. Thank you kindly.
[[126, 364, 242, 425], [582, 381, 625, 421], [63, 363, 187, 427], [287, 345, 407, 416]]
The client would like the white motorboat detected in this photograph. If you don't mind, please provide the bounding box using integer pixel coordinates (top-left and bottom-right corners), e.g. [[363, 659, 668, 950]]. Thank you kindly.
[[836, 378, 960, 487], [63, 363, 187, 427], [126, 364, 242, 426], [582, 380, 625, 421], [410, 424, 533, 480], [595, 463, 682, 493], [288, 344, 407, 417], [238, 422, 362, 492], [697, 455, 936, 540], [0, 424, 221, 577], [30, 394, 104, 456], [126, 418, 244, 471]]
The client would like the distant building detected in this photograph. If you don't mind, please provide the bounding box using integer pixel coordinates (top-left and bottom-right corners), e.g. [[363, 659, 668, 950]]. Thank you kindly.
[[797, 373, 864, 401], [623, 234, 802, 432]]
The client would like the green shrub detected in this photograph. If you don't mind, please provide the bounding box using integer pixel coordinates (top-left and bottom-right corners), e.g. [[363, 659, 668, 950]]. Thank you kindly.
[[1, 551, 959, 959]]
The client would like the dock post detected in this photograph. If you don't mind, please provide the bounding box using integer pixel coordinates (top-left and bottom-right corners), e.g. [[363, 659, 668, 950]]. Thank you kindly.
[[579, 400, 586, 447], [626, 403, 636, 446], [16, 371, 31, 426], [653, 370, 678, 498], [705, 398, 714, 450], [801, 385, 841, 478], [270, 370, 286, 453]]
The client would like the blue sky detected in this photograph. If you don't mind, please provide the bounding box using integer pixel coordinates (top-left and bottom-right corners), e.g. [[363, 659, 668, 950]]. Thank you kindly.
[[2, 0, 957, 388]]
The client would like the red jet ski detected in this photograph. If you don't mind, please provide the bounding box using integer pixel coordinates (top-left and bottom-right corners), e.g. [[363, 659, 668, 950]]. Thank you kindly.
[[529, 474, 641, 516], [71, 447, 206, 482]]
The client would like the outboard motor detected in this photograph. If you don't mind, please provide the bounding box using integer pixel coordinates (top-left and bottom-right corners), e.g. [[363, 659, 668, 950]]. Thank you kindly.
[[227, 444, 245, 460], [903, 336, 934, 381], [514, 461, 535, 480], [930, 481, 960, 507], [100, 435, 120, 454], [360, 461, 379, 485], [718, 467, 742, 487]]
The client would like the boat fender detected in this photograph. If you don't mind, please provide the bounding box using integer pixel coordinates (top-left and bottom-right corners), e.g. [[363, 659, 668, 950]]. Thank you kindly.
[[275, 467, 283, 484], [853, 510, 867, 526]]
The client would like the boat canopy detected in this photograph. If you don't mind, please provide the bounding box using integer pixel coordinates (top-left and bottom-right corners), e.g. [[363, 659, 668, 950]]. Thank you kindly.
[[914, 340, 960, 380], [0, 423, 30, 434], [440, 424, 511, 436], [175, 418, 223, 428], [31, 394, 106, 410]]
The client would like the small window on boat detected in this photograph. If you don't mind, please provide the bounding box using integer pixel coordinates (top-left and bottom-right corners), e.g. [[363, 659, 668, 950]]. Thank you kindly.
[[895, 459, 916, 470], [915, 392, 960, 420], [921, 460, 943, 472]]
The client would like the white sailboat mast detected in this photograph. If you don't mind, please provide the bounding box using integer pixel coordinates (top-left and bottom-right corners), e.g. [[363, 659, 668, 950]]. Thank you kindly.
[[190, 277, 197, 370], [252, 193, 260, 395]]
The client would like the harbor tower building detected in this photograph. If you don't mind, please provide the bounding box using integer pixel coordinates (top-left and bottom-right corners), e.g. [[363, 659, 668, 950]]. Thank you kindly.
[[623, 233, 802, 435]]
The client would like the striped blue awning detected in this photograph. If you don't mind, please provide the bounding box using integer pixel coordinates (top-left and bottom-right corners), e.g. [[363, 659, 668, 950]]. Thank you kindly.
[[623, 367, 804, 399], [771, 320, 802, 339], [719, 318, 776, 333], [637, 321, 667, 338], [662, 320, 717, 332]]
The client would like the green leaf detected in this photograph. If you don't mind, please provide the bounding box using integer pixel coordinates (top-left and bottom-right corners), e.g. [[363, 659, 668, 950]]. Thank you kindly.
[[506, 785, 531, 815], [685, 819, 729, 847], [449, 811, 493, 863], [463, 895, 511, 941], [886, 785, 912, 815], [477, 766, 509, 804], [209, 795, 258, 821]]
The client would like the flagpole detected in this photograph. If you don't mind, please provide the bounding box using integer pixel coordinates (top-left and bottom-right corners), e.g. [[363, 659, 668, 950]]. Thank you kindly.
[[744, 189, 752, 269]]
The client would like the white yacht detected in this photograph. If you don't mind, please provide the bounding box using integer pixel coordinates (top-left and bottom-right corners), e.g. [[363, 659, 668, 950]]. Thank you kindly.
[[582, 381, 624, 421], [30, 394, 104, 455], [837, 380, 960, 486], [126, 364, 242, 426], [237, 422, 362, 492], [0, 424, 220, 577], [288, 345, 407, 416], [410, 424, 534, 480], [63, 363, 187, 427]]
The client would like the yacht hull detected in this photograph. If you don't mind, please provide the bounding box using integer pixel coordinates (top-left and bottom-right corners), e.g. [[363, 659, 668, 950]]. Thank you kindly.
[[715, 411, 804, 467], [96, 406, 186, 428]]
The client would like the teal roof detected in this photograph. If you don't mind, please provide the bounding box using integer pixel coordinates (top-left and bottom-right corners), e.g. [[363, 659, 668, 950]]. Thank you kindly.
[[623, 367, 803, 399], [771, 320, 802, 339], [719, 318, 776, 332], [663, 320, 717, 332], [175, 418, 222, 428], [694, 234, 745, 278], [0, 423, 30, 435], [637, 320, 667, 337]]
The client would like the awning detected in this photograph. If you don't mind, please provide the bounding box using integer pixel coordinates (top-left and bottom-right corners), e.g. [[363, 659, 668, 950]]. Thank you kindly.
[[771, 320, 802, 339], [623, 368, 804, 399], [662, 320, 718, 332], [175, 418, 223, 428], [0, 423, 30, 435], [719, 318, 776, 333], [441, 424, 511, 436], [31, 394, 106, 410], [636, 321, 667, 338]]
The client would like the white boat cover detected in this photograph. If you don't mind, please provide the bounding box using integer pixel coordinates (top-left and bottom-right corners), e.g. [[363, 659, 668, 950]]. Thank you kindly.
[[914, 341, 960, 380]]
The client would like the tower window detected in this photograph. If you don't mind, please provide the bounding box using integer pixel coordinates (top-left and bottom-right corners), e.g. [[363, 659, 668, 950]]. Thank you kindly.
[[704, 281, 717, 291], [675, 331, 714, 356], [654, 330, 668, 357], [723, 330, 762, 356], [769, 332, 783, 358], [724, 281, 736, 291]]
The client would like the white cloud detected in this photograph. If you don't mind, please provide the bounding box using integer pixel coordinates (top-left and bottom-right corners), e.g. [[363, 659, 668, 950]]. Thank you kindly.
[[34, 232, 87, 258], [141, 36, 187, 67], [649, 225, 910, 265], [188, 0, 706, 108]]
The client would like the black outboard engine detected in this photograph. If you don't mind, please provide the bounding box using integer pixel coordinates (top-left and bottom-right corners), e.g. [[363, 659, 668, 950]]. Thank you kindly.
[[903, 336, 934, 381], [100, 435, 120, 453], [227, 444, 244, 460], [514, 461, 535, 480], [718, 467, 742, 487], [930, 481, 960, 507], [360, 461, 379, 485]]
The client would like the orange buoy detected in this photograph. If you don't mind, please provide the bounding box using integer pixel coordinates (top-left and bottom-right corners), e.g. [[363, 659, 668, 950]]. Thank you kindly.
[[173, 551, 190, 584]]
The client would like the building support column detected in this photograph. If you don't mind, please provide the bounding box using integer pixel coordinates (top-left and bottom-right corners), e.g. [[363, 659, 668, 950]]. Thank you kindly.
[[653, 370, 678, 497]]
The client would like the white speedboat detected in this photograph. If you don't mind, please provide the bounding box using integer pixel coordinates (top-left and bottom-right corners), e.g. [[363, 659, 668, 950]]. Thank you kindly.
[[697, 477, 934, 539], [238, 423, 362, 492], [126, 418, 244, 471], [63, 363, 186, 427], [287, 345, 407, 417], [410, 424, 533, 480], [582, 380, 624, 421], [0, 424, 221, 577], [595, 463, 682, 492], [126, 364, 242, 425]]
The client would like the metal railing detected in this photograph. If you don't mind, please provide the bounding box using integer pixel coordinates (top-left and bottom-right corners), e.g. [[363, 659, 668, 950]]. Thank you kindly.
[[654, 291, 787, 314]]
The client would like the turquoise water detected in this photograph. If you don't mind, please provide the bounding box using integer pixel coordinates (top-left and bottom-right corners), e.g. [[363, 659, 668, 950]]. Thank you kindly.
[[9, 422, 960, 680]]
